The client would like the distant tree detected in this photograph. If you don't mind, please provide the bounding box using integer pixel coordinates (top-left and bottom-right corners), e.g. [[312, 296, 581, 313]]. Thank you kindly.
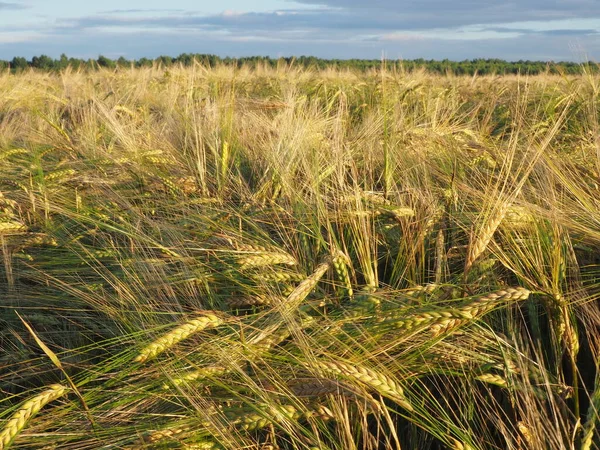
[[31, 54, 55, 70], [10, 56, 28, 71], [155, 55, 173, 67], [116, 56, 131, 68], [0, 53, 597, 76], [97, 55, 116, 69], [68, 57, 85, 70], [96, 55, 117, 69], [55, 53, 70, 71], [136, 57, 153, 68], [174, 53, 193, 66]]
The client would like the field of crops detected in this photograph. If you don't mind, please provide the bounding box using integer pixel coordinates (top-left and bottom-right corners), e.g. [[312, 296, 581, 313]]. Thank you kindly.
[[0, 64, 599, 449]]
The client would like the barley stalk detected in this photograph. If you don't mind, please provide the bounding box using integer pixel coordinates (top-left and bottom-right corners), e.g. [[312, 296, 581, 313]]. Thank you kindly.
[[317, 360, 413, 411], [169, 316, 314, 389], [135, 312, 224, 363], [248, 314, 315, 353], [0, 384, 68, 450], [435, 227, 446, 285]]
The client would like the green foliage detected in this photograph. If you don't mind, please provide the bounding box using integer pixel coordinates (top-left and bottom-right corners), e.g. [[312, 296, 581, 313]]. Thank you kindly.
[[1, 53, 598, 75]]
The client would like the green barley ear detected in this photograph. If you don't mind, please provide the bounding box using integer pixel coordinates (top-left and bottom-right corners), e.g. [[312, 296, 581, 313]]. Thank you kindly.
[[317, 360, 412, 411], [135, 312, 224, 363], [236, 248, 297, 270], [332, 251, 353, 300], [379, 287, 530, 337]]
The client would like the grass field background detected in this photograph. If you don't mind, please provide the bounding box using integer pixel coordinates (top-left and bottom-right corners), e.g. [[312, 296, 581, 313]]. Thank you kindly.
[[0, 63, 599, 449]]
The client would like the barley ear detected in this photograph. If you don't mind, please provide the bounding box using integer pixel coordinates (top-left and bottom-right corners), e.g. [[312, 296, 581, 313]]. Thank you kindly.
[[332, 251, 353, 299], [135, 312, 224, 363], [581, 371, 600, 450], [281, 258, 332, 312], [464, 202, 509, 279], [0, 384, 68, 450], [317, 360, 413, 411]]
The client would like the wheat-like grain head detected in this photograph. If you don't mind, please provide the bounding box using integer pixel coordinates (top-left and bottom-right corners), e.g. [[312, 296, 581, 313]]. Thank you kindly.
[[135, 312, 224, 363], [317, 360, 413, 411], [0, 384, 68, 450]]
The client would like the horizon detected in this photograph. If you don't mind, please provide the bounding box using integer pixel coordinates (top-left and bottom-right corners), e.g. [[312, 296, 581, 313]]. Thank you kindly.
[[0, 1, 599, 62], [2, 53, 598, 66]]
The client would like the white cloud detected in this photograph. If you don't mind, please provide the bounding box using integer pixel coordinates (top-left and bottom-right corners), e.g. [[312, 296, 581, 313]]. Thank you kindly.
[[0, 31, 44, 44]]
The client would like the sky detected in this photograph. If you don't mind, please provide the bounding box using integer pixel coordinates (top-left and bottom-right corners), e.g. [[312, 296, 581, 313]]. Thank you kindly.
[[0, 0, 599, 61]]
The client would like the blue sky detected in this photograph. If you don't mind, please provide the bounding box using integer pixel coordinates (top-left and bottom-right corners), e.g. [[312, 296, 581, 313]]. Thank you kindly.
[[0, 0, 599, 61]]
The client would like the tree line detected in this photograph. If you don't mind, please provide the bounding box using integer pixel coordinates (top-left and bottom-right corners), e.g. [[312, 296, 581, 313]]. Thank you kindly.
[[1, 53, 597, 75]]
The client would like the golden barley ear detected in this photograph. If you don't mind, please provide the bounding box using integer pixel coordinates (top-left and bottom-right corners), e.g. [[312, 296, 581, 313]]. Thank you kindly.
[[464, 202, 510, 280], [581, 370, 600, 450], [0, 384, 68, 450], [279, 258, 332, 312], [449, 438, 475, 450], [235, 244, 297, 270]]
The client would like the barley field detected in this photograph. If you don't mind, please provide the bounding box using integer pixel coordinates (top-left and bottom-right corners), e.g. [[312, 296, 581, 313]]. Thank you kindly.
[[0, 63, 599, 449]]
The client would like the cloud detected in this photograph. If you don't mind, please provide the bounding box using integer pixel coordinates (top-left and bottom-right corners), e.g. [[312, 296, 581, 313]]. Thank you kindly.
[[0, 1, 598, 61], [0, 1, 26, 9], [484, 27, 599, 37], [2, 27, 596, 62], [99, 9, 186, 14], [53, 6, 600, 40], [289, 0, 600, 28], [0, 31, 43, 44], [44, 7, 599, 56]]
